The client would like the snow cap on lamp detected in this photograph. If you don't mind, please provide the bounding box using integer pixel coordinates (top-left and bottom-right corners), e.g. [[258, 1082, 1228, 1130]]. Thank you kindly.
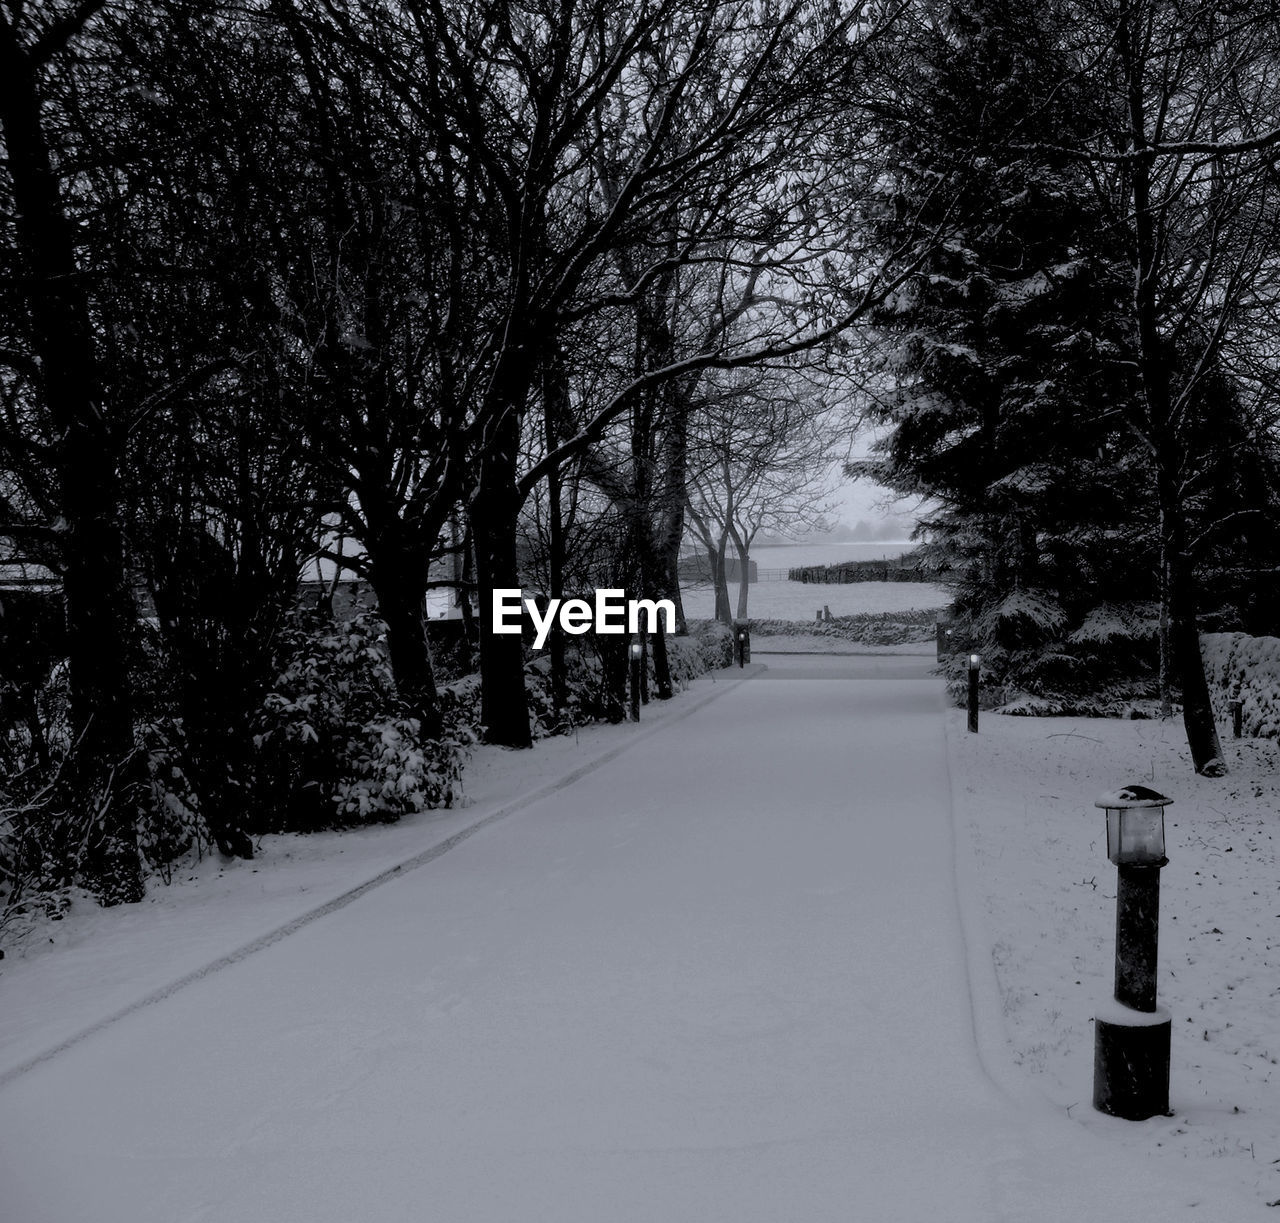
[[1095, 785, 1170, 866]]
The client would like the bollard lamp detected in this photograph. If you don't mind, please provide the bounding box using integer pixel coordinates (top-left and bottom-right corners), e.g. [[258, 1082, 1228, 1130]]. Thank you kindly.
[[1096, 786, 1169, 866], [1092, 783, 1173, 1118], [629, 641, 642, 661], [965, 654, 981, 732]]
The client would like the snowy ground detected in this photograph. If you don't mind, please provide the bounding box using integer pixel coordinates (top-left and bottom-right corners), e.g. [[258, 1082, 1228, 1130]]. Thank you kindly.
[[0, 672, 743, 1081], [4, 652, 1279, 1220], [679, 576, 951, 621], [947, 709, 1280, 1209]]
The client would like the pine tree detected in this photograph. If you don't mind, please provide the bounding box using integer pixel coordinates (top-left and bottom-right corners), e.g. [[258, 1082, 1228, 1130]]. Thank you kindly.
[[855, 0, 1158, 707]]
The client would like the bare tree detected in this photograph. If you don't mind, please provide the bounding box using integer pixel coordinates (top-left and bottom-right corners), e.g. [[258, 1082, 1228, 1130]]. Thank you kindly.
[[1044, 0, 1280, 773], [304, 0, 928, 745], [686, 366, 837, 621]]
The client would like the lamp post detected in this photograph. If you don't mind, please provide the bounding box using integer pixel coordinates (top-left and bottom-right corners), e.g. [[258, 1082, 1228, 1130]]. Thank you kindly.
[[1093, 785, 1173, 1120], [628, 640, 642, 722], [967, 654, 980, 733], [735, 623, 750, 668]]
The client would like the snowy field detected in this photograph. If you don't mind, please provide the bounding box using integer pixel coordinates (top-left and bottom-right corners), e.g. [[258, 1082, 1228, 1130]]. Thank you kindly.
[[948, 709, 1280, 1209], [747, 540, 916, 569], [678, 538, 952, 622], [679, 576, 952, 621]]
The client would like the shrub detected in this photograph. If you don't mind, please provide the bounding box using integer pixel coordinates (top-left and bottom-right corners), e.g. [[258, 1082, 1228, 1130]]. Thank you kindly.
[[685, 621, 735, 671], [254, 611, 472, 830], [1202, 632, 1280, 739], [138, 721, 208, 878]]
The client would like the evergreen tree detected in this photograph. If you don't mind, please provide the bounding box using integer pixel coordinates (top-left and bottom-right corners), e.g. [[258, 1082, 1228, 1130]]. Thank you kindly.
[[854, 0, 1158, 707]]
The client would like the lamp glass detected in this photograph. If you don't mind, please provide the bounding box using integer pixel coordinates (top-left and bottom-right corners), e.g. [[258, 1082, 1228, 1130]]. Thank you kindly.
[[629, 642, 642, 660], [1105, 806, 1166, 865], [969, 653, 980, 669]]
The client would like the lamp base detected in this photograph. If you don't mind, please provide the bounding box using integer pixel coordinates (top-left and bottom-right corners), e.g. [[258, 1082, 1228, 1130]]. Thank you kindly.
[[1093, 1005, 1171, 1120]]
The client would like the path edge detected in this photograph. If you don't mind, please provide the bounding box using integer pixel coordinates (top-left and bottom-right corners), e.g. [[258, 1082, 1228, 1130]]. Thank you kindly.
[[943, 702, 1065, 1116]]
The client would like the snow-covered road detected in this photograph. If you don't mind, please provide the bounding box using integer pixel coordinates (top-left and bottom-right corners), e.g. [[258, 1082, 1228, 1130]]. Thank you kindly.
[[1, 656, 1267, 1221]]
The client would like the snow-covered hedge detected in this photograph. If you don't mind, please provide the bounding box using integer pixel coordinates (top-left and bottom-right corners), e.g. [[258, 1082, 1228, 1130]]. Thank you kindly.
[[135, 611, 739, 843], [942, 626, 1280, 726], [519, 622, 731, 734], [671, 621, 734, 673], [1201, 632, 1280, 740], [702, 608, 936, 647], [939, 597, 1162, 718], [257, 612, 474, 827]]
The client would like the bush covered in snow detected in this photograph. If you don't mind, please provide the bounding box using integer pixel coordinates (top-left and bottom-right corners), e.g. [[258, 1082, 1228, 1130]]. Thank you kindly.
[[250, 613, 735, 832], [671, 621, 735, 672], [940, 597, 1163, 717], [523, 622, 732, 733], [522, 646, 629, 734], [255, 611, 474, 829], [1201, 632, 1280, 740]]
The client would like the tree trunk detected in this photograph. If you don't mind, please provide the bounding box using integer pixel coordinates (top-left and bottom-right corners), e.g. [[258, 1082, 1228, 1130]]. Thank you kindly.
[[181, 710, 255, 859], [1159, 474, 1224, 775], [472, 418, 532, 748], [546, 479, 567, 716], [458, 523, 478, 647], [599, 634, 628, 723], [630, 526, 674, 700], [658, 478, 689, 636], [645, 578, 673, 700], [543, 360, 569, 717], [730, 525, 751, 620], [368, 556, 443, 740], [150, 536, 258, 860], [650, 620, 673, 699], [711, 539, 732, 624], [1157, 544, 1172, 718], [0, 26, 143, 903], [1122, 41, 1222, 777]]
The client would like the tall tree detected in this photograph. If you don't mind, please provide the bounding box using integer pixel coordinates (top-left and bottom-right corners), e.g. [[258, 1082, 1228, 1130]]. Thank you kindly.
[[0, 1, 144, 901], [856, 0, 1142, 649], [93, 5, 336, 853], [1050, 0, 1280, 773], [309, 0, 924, 745]]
